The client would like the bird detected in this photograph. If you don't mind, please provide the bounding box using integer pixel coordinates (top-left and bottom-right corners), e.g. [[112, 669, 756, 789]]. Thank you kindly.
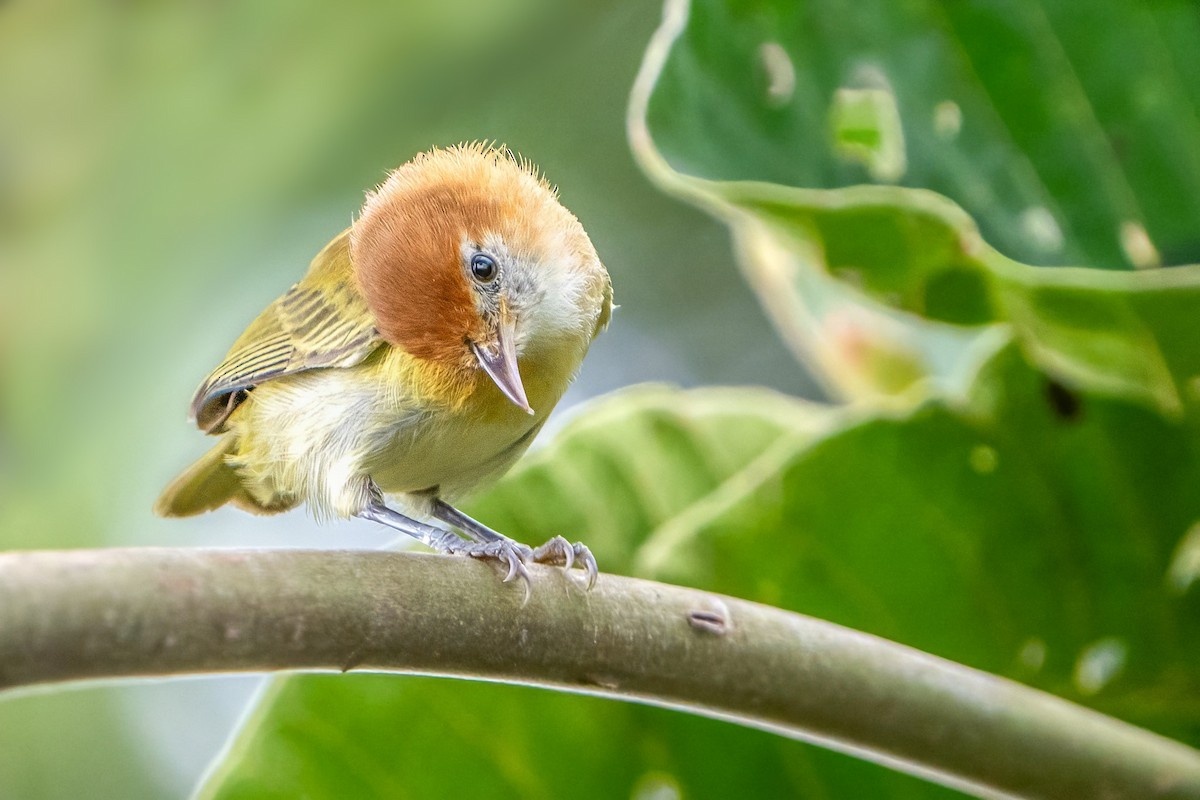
[[155, 143, 613, 588]]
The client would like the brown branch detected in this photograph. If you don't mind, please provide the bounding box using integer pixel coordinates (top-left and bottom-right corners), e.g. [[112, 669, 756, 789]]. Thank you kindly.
[[0, 548, 1197, 799]]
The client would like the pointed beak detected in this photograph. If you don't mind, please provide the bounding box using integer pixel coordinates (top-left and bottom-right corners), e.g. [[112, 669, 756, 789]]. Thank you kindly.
[[471, 309, 534, 415]]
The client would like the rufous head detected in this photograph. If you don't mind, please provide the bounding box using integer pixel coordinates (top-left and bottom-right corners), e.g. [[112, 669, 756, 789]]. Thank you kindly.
[[350, 143, 610, 413]]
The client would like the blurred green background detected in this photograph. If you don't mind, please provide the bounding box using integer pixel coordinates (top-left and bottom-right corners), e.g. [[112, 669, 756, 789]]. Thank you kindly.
[[9, 0, 1200, 796], [0, 1, 816, 796]]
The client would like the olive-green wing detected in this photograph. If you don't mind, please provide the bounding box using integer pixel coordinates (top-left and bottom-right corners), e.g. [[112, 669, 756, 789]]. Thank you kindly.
[[190, 231, 382, 433]]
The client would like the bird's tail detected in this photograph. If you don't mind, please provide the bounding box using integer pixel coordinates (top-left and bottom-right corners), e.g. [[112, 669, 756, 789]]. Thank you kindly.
[[154, 436, 244, 517]]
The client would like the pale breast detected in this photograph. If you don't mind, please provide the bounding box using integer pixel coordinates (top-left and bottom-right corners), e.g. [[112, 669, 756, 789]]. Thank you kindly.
[[366, 401, 547, 502], [228, 367, 396, 519], [228, 319, 591, 519], [364, 331, 583, 501], [228, 356, 556, 519]]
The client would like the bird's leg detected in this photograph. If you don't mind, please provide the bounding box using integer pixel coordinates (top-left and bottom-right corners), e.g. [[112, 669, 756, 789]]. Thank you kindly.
[[358, 498, 532, 586], [431, 499, 598, 589]]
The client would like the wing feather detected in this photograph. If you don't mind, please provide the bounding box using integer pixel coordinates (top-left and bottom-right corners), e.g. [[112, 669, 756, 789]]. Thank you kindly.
[[190, 231, 382, 433]]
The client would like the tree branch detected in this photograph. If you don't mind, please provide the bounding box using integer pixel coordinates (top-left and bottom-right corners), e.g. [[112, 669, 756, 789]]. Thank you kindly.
[[0, 548, 1196, 799]]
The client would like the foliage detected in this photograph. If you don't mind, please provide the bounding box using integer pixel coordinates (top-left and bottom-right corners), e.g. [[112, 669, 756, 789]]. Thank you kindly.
[[196, 0, 1200, 797]]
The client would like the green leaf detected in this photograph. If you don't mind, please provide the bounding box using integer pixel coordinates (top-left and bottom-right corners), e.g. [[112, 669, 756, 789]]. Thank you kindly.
[[638, 0, 1200, 270], [644, 347, 1200, 747], [629, 0, 1200, 411], [615, 0, 1200, 761], [202, 676, 961, 800]]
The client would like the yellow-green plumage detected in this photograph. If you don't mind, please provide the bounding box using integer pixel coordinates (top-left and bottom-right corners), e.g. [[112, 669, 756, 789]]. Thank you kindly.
[[153, 437, 242, 517], [156, 232, 382, 517], [191, 232, 381, 435]]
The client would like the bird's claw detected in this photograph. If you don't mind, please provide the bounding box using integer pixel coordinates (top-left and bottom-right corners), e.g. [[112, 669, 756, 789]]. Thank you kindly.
[[441, 537, 532, 584], [436, 530, 597, 593], [531, 535, 598, 590]]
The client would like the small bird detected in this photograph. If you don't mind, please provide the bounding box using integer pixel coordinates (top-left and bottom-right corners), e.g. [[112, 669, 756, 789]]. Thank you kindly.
[[155, 143, 613, 587]]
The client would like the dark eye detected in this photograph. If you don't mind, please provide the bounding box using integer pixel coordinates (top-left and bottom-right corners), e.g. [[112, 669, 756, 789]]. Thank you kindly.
[[470, 253, 497, 283]]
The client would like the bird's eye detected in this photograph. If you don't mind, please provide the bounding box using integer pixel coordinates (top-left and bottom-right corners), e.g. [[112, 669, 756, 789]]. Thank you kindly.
[[470, 253, 498, 283]]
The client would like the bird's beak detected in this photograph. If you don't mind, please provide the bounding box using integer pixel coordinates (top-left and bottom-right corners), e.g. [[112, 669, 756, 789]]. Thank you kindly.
[[471, 308, 534, 415]]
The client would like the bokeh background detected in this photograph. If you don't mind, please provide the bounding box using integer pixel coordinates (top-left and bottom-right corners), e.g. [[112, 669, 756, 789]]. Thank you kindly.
[[0, 1, 818, 797]]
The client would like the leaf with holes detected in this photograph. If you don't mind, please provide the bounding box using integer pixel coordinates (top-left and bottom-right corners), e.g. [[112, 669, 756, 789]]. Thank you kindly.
[[630, 0, 1200, 411]]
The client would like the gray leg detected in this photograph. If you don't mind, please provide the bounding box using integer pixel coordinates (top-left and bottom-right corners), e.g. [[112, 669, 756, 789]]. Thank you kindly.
[[358, 499, 533, 586], [432, 499, 598, 589], [359, 502, 464, 551]]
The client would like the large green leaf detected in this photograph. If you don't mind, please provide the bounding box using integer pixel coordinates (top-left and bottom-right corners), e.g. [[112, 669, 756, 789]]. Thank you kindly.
[[640, 0, 1200, 270], [643, 348, 1200, 747], [618, 0, 1200, 760], [630, 0, 1200, 411]]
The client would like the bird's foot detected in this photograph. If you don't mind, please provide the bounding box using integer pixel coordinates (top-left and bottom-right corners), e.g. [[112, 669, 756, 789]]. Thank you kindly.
[[360, 501, 597, 595], [530, 535, 598, 590], [429, 499, 598, 592], [436, 531, 597, 594], [433, 532, 534, 585]]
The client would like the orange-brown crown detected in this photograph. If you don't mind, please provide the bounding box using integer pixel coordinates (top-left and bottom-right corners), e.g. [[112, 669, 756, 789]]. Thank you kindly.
[[349, 143, 569, 368]]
